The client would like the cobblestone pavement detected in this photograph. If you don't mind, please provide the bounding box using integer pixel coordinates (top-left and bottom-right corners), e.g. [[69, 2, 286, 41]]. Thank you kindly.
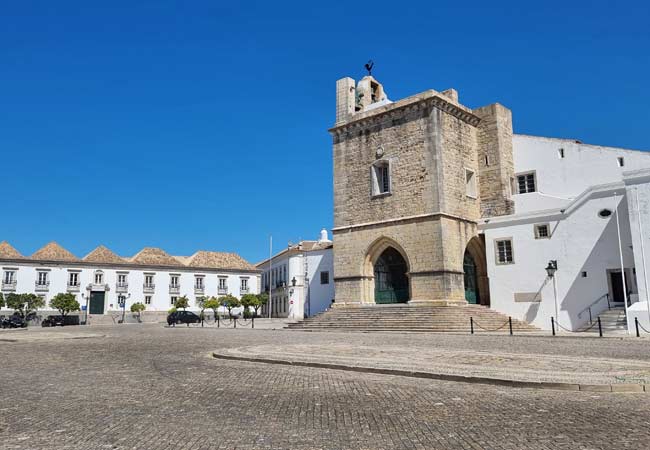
[[1, 325, 649, 449], [215, 342, 650, 385]]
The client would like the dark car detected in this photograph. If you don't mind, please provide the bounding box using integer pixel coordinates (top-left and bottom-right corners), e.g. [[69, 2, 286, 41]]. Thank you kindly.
[[1, 314, 27, 329], [42, 315, 65, 327], [167, 311, 201, 326]]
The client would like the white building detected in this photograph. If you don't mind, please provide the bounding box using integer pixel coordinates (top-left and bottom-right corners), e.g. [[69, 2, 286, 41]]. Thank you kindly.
[[482, 135, 650, 332], [0, 241, 260, 321], [256, 229, 334, 319]]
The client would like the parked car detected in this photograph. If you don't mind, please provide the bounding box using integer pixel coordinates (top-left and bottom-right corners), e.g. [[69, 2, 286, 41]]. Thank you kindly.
[[42, 315, 65, 327], [1, 314, 27, 329], [167, 311, 201, 326]]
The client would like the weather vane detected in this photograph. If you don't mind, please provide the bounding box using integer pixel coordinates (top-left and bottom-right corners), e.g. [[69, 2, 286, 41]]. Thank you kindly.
[[364, 60, 374, 76]]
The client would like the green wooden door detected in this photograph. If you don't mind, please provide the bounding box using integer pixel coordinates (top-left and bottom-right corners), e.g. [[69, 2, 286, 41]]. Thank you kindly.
[[89, 291, 105, 314], [463, 252, 479, 304], [374, 248, 409, 304]]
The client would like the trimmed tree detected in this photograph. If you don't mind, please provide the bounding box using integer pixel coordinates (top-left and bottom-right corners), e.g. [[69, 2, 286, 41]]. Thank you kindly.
[[0, 292, 4, 309], [130, 302, 146, 322], [6, 293, 46, 320], [174, 295, 190, 311], [203, 297, 220, 322], [50, 293, 80, 324], [219, 294, 241, 318], [241, 293, 264, 318]]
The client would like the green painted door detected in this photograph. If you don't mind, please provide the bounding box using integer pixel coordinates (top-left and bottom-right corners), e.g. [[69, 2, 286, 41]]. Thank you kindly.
[[89, 291, 105, 314], [374, 248, 409, 304], [463, 252, 479, 304]]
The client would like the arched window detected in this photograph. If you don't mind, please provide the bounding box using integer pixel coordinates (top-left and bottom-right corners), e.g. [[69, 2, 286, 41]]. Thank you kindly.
[[371, 159, 391, 196]]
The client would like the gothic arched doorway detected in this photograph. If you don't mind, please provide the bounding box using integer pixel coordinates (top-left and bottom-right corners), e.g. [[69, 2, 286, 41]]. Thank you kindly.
[[464, 236, 490, 306], [463, 250, 480, 304], [374, 247, 409, 304]]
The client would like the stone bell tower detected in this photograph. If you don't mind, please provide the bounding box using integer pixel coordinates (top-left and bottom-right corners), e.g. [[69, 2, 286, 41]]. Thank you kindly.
[[330, 74, 513, 307]]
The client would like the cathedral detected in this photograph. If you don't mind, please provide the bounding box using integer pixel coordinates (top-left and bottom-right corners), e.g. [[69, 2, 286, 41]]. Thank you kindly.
[[330, 74, 650, 332]]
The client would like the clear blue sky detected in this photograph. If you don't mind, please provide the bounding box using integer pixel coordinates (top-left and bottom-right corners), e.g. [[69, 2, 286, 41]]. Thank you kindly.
[[2, 0, 649, 263]]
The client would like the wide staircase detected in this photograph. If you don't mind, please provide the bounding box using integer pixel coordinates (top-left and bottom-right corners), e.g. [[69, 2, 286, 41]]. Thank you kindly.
[[287, 304, 539, 333]]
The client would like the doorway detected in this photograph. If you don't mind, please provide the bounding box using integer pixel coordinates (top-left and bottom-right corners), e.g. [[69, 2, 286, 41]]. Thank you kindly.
[[89, 291, 105, 315], [609, 271, 627, 304], [374, 247, 409, 304]]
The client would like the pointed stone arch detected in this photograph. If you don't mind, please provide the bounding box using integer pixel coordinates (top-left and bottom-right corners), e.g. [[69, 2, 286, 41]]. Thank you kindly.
[[464, 235, 490, 306], [361, 237, 411, 304]]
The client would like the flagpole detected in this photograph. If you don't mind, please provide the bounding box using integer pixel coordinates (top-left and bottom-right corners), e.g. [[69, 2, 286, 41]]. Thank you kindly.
[[268, 235, 272, 319], [614, 192, 630, 334]]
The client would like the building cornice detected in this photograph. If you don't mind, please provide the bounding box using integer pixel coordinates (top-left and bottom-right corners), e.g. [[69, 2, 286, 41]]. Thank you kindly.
[[0, 257, 261, 275], [329, 91, 481, 135], [333, 212, 477, 234], [479, 181, 627, 230]]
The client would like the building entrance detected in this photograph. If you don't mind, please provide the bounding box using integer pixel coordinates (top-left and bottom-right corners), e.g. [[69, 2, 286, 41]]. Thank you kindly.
[[89, 291, 105, 315], [463, 250, 480, 304], [374, 247, 409, 304]]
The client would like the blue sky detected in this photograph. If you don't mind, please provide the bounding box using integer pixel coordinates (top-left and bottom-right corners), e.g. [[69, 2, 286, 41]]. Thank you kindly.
[[2, 0, 649, 263]]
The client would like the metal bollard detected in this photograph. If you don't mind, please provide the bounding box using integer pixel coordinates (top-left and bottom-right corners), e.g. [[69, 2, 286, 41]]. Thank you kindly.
[[598, 317, 603, 337], [470, 317, 474, 335], [234, 317, 237, 328], [252, 316, 255, 329], [509, 316, 513, 336], [217, 315, 220, 328], [551, 317, 555, 336], [636, 317, 640, 338]]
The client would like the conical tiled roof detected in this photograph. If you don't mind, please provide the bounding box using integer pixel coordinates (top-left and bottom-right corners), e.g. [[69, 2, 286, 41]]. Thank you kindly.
[[186, 251, 256, 271], [31, 242, 78, 261], [0, 241, 23, 259], [83, 245, 125, 264], [130, 247, 180, 266]]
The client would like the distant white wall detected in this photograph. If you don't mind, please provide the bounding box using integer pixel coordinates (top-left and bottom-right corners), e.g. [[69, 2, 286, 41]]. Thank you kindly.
[[0, 263, 259, 314]]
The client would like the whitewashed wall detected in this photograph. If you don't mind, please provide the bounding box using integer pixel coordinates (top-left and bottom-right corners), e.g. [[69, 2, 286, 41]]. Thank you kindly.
[[513, 135, 650, 214]]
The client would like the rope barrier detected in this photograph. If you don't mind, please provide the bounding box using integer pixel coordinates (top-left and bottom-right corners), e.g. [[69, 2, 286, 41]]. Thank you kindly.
[[472, 319, 509, 332], [236, 318, 254, 328], [555, 320, 600, 333]]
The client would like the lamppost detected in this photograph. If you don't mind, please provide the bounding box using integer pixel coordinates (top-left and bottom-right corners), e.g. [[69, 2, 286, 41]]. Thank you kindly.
[[120, 293, 131, 324], [546, 260, 559, 325]]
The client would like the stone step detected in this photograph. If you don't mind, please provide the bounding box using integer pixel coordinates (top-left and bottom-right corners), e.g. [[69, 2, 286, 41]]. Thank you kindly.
[[288, 304, 538, 333]]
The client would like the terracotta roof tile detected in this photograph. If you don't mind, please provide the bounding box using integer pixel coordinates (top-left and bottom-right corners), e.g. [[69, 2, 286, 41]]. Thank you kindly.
[[83, 245, 125, 264], [31, 242, 78, 261], [0, 241, 23, 259], [186, 251, 256, 271], [130, 247, 181, 266]]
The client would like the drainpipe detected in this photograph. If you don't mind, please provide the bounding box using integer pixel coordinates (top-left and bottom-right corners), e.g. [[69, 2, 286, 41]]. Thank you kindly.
[[614, 192, 631, 334], [634, 189, 650, 326]]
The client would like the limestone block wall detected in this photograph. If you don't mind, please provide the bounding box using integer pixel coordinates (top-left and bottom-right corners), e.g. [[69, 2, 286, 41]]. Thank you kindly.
[[473, 103, 515, 217], [333, 105, 438, 228]]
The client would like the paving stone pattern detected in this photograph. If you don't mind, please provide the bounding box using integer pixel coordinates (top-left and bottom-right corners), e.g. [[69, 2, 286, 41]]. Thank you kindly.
[[1, 325, 649, 449]]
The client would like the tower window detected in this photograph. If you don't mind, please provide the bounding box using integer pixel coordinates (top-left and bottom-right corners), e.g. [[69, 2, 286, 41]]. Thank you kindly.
[[558, 148, 565, 159], [617, 157, 625, 167], [465, 168, 477, 198], [371, 160, 391, 197]]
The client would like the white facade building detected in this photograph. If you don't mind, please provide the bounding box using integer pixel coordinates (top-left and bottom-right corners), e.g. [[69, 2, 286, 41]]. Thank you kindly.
[[256, 229, 334, 319], [482, 135, 650, 331], [0, 242, 260, 321]]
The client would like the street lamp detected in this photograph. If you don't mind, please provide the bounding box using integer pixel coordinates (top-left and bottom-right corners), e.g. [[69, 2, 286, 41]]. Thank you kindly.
[[546, 260, 559, 327], [545, 260, 558, 278]]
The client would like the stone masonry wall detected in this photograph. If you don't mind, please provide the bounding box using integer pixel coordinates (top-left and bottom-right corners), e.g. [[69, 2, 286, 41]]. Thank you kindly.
[[333, 104, 438, 228], [473, 103, 515, 217]]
